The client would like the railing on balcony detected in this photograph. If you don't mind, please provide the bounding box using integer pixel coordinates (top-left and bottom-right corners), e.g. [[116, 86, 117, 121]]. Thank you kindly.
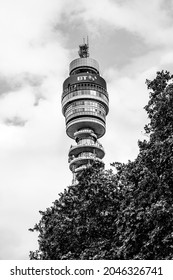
[[69, 141, 104, 150], [74, 129, 94, 137], [69, 153, 103, 164], [65, 110, 106, 124]]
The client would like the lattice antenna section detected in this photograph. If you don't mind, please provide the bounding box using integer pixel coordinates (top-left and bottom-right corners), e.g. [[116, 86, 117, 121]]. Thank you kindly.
[[78, 37, 89, 58]]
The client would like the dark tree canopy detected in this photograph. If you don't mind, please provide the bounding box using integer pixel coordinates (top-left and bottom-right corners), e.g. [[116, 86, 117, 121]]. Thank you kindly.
[[29, 70, 173, 260]]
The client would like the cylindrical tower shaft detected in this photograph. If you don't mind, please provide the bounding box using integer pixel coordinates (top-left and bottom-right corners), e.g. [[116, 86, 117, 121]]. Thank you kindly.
[[62, 41, 109, 183]]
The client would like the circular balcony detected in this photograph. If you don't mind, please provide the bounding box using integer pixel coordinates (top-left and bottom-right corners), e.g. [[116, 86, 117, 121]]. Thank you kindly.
[[68, 142, 105, 159], [65, 110, 106, 127], [74, 129, 97, 141], [74, 165, 88, 173], [66, 116, 106, 139], [69, 154, 104, 171]]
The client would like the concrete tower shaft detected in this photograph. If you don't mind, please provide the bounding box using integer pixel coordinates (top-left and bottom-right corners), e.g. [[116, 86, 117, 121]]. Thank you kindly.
[[61, 41, 109, 181]]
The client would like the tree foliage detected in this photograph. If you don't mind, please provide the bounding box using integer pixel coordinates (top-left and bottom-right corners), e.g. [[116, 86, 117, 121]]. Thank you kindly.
[[29, 71, 173, 259]]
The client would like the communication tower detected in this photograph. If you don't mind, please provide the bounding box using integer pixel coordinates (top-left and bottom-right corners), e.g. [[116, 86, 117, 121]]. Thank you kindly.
[[62, 40, 109, 183]]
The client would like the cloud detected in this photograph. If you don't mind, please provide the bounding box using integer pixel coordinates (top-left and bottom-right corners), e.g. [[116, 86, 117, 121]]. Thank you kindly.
[[102, 65, 152, 165], [0, 228, 22, 260], [0, 0, 72, 259], [63, 0, 173, 47], [4, 116, 27, 127], [0, 76, 19, 96], [0, 0, 70, 132]]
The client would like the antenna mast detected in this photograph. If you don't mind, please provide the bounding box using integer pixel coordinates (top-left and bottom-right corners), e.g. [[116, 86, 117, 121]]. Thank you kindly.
[[78, 36, 89, 58]]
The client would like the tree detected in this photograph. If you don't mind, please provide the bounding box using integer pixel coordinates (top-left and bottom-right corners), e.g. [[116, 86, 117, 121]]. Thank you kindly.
[[110, 70, 173, 259], [29, 71, 173, 259], [29, 162, 121, 259]]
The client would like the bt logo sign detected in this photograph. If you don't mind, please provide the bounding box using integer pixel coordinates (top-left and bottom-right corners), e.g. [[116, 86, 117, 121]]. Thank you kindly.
[[77, 75, 97, 81]]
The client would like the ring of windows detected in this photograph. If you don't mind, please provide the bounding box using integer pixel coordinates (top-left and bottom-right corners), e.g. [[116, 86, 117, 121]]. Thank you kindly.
[[65, 106, 106, 118], [62, 90, 109, 107], [63, 83, 107, 97], [65, 100, 105, 113]]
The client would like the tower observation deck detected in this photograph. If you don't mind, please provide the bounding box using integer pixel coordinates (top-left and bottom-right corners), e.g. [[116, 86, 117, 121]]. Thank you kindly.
[[62, 41, 109, 183]]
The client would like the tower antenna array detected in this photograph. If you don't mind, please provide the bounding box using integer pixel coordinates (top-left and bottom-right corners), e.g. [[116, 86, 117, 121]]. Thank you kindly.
[[78, 36, 89, 58]]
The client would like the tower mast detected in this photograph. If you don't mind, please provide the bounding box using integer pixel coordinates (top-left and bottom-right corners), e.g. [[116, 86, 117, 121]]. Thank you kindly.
[[62, 39, 109, 184]]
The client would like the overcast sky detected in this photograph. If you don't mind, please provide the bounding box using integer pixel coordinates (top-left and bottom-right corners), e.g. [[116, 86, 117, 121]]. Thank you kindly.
[[0, 0, 173, 260]]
